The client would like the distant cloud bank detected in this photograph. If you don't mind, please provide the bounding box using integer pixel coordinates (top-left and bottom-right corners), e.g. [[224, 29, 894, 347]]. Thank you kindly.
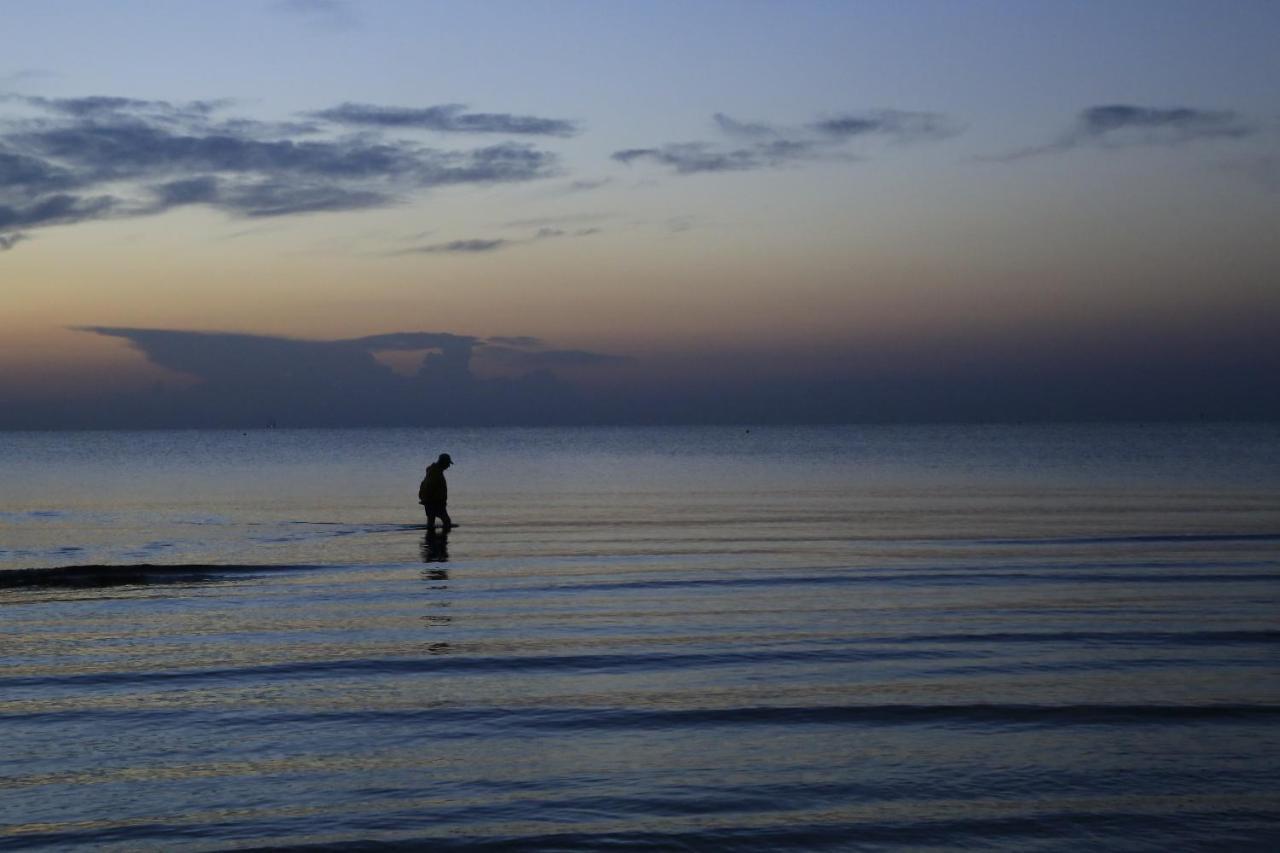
[[0, 322, 1272, 428], [29, 326, 627, 428]]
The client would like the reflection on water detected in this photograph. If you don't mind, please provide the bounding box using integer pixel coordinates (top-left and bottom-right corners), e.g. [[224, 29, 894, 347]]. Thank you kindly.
[[419, 529, 449, 564]]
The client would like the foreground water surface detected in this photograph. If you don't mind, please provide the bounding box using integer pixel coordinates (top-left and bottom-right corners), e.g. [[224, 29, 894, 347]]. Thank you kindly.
[[2, 424, 1279, 850]]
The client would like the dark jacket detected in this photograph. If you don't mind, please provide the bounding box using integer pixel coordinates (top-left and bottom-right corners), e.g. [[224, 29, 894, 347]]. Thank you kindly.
[[419, 463, 448, 506]]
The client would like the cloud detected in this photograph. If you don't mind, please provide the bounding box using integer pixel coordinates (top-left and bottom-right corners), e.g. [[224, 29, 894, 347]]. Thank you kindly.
[[54, 326, 623, 427], [712, 113, 779, 138], [480, 346, 630, 369], [79, 327, 492, 390], [486, 335, 543, 348], [996, 104, 1257, 161], [1076, 105, 1253, 141], [0, 231, 27, 250], [403, 238, 510, 254], [0, 192, 117, 229], [147, 175, 393, 218], [614, 109, 957, 176], [0, 149, 80, 193], [7, 324, 1274, 429], [310, 102, 577, 136], [13, 94, 220, 120], [20, 121, 421, 182], [0, 94, 561, 247], [347, 332, 477, 350], [613, 143, 779, 174], [397, 221, 600, 256], [530, 225, 601, 240], [214, 181, 395, 218], [809, 110, 961, 142], [270, 0, 359, 29], [149, 175, 220, 207]]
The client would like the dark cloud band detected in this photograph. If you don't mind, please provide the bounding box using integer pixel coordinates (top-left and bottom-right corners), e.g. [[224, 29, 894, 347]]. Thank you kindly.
[[0, 93, 563, 248], [403, 238, 509, 254], [310, 102, 577, 137], [994, 104, 1257, 161], [1077, 105, 1253, 141]]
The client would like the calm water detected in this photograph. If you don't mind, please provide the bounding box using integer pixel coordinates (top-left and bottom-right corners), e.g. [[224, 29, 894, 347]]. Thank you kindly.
[[2, 424, 1279, 850]]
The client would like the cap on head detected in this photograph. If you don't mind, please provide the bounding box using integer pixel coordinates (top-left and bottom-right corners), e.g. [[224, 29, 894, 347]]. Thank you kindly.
[[437, 453, 453, 465]]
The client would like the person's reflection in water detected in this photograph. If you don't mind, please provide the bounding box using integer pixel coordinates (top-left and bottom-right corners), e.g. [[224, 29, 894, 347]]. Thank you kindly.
[[420, 528, 449, 564], [419, 532, 451, 642]]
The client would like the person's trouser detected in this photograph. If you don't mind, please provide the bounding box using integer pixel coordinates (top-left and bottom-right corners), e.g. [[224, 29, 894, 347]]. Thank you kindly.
[[423, 503, 451, 529]]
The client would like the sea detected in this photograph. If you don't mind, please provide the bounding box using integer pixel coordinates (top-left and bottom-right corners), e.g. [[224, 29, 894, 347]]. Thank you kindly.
[[1, 424, 1278, 851]]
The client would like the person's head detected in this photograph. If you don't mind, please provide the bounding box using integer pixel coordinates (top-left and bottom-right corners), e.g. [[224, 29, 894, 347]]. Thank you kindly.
[[437, 453, 453, 469]]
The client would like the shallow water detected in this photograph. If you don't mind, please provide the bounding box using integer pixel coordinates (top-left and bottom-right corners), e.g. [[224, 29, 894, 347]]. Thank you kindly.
[[2, 425, 1279, 850]]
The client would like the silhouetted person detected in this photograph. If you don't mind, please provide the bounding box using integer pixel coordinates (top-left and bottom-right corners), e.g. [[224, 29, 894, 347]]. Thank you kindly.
[[419, 453, 453, 531]]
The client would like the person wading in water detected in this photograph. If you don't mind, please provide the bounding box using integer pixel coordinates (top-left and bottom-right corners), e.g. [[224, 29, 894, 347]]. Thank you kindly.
[[418, 453, 454, 532]]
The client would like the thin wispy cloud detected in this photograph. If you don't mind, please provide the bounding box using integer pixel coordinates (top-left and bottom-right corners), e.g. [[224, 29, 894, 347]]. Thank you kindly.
[[613, 142, 795, 175], [9, 93, 228, 121], [399, 222, 601, 256], [0, 94, 562, 249], [270, 0, 359, 30], [402, 238, 510, 254], [310, 103, 577, 136], [712, 113, 778, 138], [531, 226, 602, 239], [615, 109, 960, 175], [0, 192, 116, 232], [995, 104, 1258, 161], [809, 110, 961, 143]]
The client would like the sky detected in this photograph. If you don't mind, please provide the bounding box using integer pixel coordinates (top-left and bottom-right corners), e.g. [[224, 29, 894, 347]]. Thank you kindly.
[[2, 0, 1278, 427]]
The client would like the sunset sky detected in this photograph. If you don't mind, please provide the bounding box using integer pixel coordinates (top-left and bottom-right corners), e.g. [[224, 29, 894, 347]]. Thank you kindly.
[[3, 0, 1278, 426]]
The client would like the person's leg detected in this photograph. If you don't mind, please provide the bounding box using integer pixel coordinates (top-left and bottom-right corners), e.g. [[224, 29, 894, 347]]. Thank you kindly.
[[439, 506, 452, 529], [424, 509, 437, 531]]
